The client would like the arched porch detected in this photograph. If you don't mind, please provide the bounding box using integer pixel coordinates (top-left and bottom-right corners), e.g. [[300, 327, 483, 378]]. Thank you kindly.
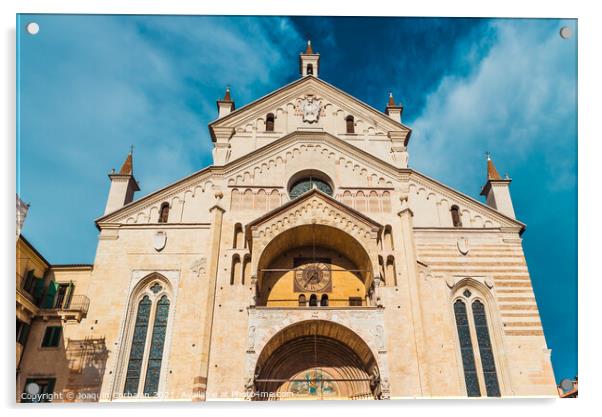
[[251, 320, 385, 400]]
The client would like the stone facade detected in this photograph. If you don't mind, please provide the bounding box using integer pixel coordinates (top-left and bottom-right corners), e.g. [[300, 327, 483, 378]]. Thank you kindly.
[[17, 42, 557, 402]]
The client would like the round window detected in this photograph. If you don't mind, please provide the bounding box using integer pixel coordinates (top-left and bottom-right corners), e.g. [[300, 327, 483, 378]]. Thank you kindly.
[[289, 177, 333, 199]]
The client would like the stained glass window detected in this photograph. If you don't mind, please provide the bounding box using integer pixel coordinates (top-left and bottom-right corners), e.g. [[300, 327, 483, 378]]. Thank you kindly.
[[289, 177, 333, 199], [123, 296, 151, 395], [472, 300, 501, 397], [454, 299, 481, 397], [143, 296, 170, 396]]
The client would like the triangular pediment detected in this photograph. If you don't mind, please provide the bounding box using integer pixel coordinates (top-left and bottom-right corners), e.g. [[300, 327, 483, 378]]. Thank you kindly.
[[209, 76, 411, 141]]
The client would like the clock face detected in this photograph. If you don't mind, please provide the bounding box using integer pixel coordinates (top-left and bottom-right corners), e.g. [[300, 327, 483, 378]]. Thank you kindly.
[[295, 263, 332, 292]]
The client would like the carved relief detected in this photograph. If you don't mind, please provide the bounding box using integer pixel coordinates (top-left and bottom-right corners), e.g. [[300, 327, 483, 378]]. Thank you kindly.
[[300, 96, 322, 123], [457, 237, 470, 255], [153, 231, 167, 252], [190, 258, 207, 278]]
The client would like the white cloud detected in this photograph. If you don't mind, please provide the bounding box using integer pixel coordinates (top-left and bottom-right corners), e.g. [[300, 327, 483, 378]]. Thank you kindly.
[[18, 15, 303, 261], [408, 19, 577, 195]]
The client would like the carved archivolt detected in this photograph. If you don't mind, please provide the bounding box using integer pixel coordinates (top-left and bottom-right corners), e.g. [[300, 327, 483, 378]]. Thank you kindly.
[[252, 195, 379, 251]]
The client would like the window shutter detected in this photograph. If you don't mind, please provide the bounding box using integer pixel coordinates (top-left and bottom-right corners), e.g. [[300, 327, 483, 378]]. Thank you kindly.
[[19, 323, 31, 345], [33, 278, 45, 302], [42, 328, 52, 347], [42, 282, 59, 309], [51, 327, 62, 347], [64, 281, 75, 308]]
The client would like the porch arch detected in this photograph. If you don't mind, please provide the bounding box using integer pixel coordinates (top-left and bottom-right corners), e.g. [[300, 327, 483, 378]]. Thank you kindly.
[[253, 320, 381, 400]]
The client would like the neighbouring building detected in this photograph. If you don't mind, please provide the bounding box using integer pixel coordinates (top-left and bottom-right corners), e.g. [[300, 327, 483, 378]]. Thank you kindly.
[[16, 195, 92, 402], [17, 41, 557, 402]]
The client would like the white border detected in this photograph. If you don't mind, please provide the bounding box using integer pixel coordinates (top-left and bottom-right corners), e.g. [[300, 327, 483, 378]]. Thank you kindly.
[[3, 1, 598, 417]]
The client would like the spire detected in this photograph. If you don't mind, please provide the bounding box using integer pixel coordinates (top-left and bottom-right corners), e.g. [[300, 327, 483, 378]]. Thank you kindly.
[[105, 148, 140, 215], [480, 153, 515, 218], [486, 152, 502, 181], [388, 91, 396, 107], [385, 91, 403, 123], [299, 40, 319, 77], [216, 86, 235, 118], [119, 147, 134, 175], [305, 39, 313, 54], [223, 86, 232, 102]]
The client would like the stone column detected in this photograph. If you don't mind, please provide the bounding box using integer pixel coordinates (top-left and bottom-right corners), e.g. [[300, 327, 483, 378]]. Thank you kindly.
[[397, 197, 431, 396], [192, 193, 225, 401]]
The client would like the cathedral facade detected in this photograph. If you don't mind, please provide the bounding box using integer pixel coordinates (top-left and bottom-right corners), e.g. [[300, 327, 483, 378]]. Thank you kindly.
[[17, 42, 557, 401]]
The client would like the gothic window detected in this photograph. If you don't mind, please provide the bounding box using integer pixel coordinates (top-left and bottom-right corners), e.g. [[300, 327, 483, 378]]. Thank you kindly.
[[345, 115, 355, 134], [158, 203, 169, 223], [143, 296, 170, 396], [453, 287, 502, 398], [454, 299, 480, 397], [320, 294, 329, 307], [124, 296, 152, 395], [451, 205, 462, 227], [121, 277, 173, 398], [266, 113, 275, 132], [472, 300, 501, 397], [289, 177, 333, 199], [309, 294, 318, 307], [298, 294, 307, 307]]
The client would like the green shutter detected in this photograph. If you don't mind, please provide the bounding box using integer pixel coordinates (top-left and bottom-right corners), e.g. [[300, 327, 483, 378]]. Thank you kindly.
[[23, 270, 34, 290], [51, 327, 62, 347], [42, 328, 52, 347], [42, 282, 59, 309], [33, 278, 45, 302], [18, 323, 31, 345]]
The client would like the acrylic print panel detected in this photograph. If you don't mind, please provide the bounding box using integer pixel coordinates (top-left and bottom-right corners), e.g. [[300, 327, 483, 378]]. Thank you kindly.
[[15, 14, 577, 402]]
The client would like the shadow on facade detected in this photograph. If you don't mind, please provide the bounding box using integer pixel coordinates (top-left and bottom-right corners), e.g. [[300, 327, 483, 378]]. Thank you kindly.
[[63, 337, 109, 401]]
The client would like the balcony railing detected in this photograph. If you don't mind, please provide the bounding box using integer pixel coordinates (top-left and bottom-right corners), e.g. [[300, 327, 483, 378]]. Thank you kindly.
[[40, 295, 90, 322]]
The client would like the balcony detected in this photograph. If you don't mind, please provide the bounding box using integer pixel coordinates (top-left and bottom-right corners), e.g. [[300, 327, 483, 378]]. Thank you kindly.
[[39, 295, 90, 323]]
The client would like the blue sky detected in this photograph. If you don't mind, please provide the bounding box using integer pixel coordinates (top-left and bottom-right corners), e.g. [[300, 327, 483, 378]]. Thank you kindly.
[[16, 15, 577, 383]]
